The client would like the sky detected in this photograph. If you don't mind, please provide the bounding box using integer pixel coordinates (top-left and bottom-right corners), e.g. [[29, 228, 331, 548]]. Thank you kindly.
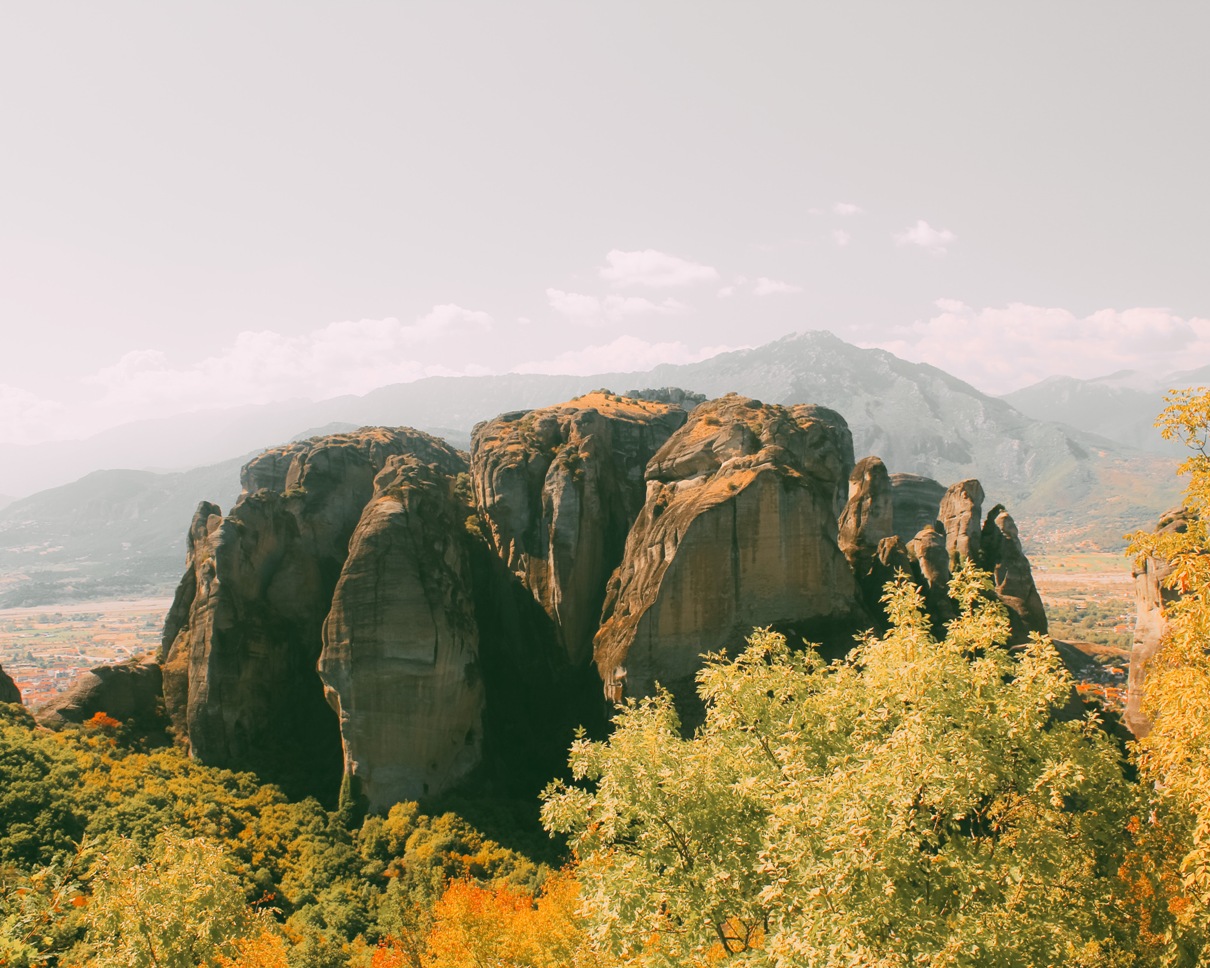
[[1, 2, 1208, 445]]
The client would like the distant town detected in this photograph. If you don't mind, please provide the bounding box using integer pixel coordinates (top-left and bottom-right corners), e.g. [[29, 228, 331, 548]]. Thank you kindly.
[[0, 600, 169, 708]]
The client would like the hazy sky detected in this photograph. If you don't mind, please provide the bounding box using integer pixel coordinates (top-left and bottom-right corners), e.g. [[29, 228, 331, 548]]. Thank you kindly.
[[2, 2, 1208, 445]]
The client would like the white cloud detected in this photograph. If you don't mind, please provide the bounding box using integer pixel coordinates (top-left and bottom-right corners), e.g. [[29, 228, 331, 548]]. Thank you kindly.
[[0, 307, 498, 443], [832, 229, 852, 248], [599, 249, 718, 288], [753, 277, 803, 297], [514, 335, 743, 376], [833, 202, 863, 216], [867, 303, 1210, 394], [545, 288, 687, 321], [894, 220, 956, 254], [717, 286, 736, 298]]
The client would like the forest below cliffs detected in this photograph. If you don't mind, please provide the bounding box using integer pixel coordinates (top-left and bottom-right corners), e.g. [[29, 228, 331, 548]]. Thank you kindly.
[[4, 389, 1210, 967]]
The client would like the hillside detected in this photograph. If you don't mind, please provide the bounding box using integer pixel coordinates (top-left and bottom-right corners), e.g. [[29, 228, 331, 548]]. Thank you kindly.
[[0, 458, 246, 607]]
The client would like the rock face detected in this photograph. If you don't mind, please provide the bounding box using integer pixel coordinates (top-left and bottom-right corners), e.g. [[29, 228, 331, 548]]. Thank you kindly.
[[159, 428, 462, 801], [980, 504, 1048, 640], [594, 394, 864, 706], [1127, 507, 1189, 737], [890, 473, 946, 543], [907, 523, 955, 624], [839, 458, 914, 623], [318, 451, 481, 810], [471, 393, 687, 667], [0, 664, 20, 704], [36, 660, 163, 729], [939, 479, 985, 562]]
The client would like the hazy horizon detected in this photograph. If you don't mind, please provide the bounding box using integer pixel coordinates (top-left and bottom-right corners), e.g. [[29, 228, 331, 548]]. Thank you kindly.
[[3, 3, 1208, 446]]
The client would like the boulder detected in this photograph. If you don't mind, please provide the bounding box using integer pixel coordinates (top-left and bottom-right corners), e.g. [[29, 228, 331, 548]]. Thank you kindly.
[[1126, 507, 1189, 737], [939, 479, 985, 563], [889, 473, 945, 543], [471, 392, 687, 666], [0, 664, 20, 705], [36, 660, 163, 729], [979, 504, 1048, 642], [319, 452, 481, 810], [594, 394, 865, 708]]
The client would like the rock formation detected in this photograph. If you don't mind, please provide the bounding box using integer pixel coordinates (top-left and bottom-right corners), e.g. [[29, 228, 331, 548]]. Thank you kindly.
[[1127, 507, 1189, 737], [0, 664, 19, 704], [593, 394, 864, 707], [907, 523, 955, 624], [318, 451, 482, 810], [838, 457, 895, 563], [159, 427, 462, 801], [939, 479, 985, 563], [471, 392, 687, 667], [979, 504, 1048, 640], [839, 458, 914, 623], [36, 660, 163, 729], [889, 473, 946, 543]]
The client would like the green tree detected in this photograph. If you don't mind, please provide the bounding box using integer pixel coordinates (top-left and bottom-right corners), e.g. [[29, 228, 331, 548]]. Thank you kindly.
[[543, 565, 1143, 967], [1128, 386, 1210, 957], [76, 833, 268, 968]]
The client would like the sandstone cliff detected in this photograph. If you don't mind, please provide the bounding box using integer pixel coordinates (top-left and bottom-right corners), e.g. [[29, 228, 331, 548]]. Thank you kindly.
[[159, 428, 462, 801], [1126, 507, 1189, 737], [838, 457, 913, 623], [36, 660, 164, 730], [594, 394, 864, 707], [0, 664, 19, 704], [471, 392, 687, 667], [318, 451, 481, 810]]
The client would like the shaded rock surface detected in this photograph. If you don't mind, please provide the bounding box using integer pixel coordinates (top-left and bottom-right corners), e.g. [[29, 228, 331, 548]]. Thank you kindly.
[[159, 428, 460, 802], [839, 458, 912, 624], [979, 504, 1048, 641], [318, 451, 482, 810], [1127, 507, 1189, 737], [890, 473, 946, 543], [594, 394, 864, 708], [0, 664, 20, 704], [908, 524, 956, 625], [36, 660, 164, 729], [471, 392, 687, 666]]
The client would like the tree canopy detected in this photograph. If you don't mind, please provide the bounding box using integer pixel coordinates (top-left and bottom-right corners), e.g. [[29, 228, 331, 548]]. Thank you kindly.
[[543, 565, 1143, 966]]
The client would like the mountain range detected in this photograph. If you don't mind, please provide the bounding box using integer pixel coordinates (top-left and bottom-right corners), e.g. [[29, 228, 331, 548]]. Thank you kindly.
[[0, 330, 1187, 607]]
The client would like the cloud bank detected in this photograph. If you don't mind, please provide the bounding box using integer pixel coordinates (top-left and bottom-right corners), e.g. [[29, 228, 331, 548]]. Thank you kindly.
[[872, 302, 1210, 394]]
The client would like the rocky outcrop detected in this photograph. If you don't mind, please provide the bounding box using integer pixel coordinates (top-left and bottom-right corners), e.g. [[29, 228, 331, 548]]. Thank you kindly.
[[890, 473, 946, 543], [0, 664, 19, 704], [1127, 507, 1189, 737], [940, 480, 985, 563], [838, 457, 895, 563], [471, 393, 687, 666], [980, 504, 1048, 641], [839, 458, 913, 622], [36, 660, 163, 729], [624, 387, 707, 410], [594, 394, 864, 707], [318, 452, 481, 810], [159, 427, 462, 801], [907, 523, 955, 623]]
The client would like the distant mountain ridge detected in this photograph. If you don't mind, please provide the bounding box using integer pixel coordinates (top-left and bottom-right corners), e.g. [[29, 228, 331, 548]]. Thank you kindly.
[[1001, 364, 1210, 456], [0, 331, 1186, 605]]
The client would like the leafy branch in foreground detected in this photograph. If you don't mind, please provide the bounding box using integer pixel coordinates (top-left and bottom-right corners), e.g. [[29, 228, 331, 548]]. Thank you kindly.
[[543, 564, 1143, 967]]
